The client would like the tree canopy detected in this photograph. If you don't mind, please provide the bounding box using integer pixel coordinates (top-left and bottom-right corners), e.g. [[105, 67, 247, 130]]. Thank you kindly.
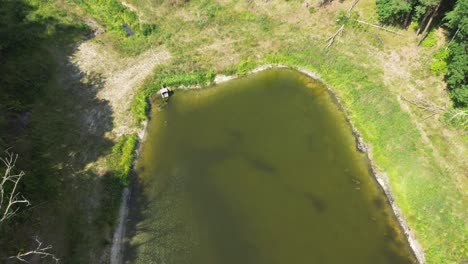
[[444, 0, 467, 107], [376, 0, 467, 107]]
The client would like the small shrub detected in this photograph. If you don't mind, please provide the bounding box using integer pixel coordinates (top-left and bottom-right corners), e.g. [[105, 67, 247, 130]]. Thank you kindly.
[[446, 42, 468, 107], [409, 21, 418, 32], [421, 30, 437, 48], [141, 24, 158, 36], [433, 48, 449, 61], [443, 109, 468, 130], [430, 49, 449, 75], [336, 10, 359, 27], [308, 7, 316, 14], [430, 60, 448, 75], [375, 0, 411, 25], [450, 86, 468, 108]]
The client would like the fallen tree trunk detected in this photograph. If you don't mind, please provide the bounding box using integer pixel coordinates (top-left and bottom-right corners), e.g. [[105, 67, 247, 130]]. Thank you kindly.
[[417, 1, 442, 46], [325, 25, 345, 49], [353, 19, 403, 35]]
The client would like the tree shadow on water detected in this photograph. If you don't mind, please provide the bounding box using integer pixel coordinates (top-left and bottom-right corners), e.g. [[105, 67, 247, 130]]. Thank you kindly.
[[124, 172, 191, 264]]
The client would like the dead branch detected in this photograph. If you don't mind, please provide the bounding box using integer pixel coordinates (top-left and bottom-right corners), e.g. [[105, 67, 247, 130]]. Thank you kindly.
[[447, 109, 468, 128], [324, 0, 357, 49], [417, 1, 442, 46], [401, 95, 446, 114], [353, 19, 402, 35], [10, 237, 59, 263], [348, 0, 359, 13], [1, 153, 59, 263], [446, 26, 460, 50], [448, 109, 468, 121], [325, 25, 345, 49], [0, 151, 30, 223], [422, 112, 437, 120], [371, 32, 384, 45]]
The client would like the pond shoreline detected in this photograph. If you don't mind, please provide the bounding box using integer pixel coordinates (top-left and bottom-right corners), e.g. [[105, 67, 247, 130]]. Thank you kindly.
[[113, 65, 425, 264], [110, 120, 148, 264], [294, 66, 426, 264]]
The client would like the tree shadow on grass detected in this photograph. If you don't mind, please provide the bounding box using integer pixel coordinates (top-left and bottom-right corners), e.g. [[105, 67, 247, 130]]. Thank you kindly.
[[0, 1, 124, 263]]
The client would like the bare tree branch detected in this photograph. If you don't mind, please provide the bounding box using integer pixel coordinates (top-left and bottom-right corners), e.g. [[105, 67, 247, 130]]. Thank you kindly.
[[417, 0, 442, 46], [448, 109, 468, 121], [1, 152, 60, 263], [325, 0, 404, 49], [324, 0, 358, 49], [401, 95, 446, 114], [446, 26, 460, 50], [348, 0, 360, 13], [352, 19, 403, 35], [10, 237, 60, 263], [0, 151, 31, 223], [326, 25, 345, 49]]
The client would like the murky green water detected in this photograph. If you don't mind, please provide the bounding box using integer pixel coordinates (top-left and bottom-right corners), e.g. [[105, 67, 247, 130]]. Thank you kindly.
[[125, 69, 416, 264]]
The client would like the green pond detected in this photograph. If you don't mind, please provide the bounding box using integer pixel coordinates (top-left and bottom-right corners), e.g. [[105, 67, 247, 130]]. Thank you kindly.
[[125, 69, 416, 264]]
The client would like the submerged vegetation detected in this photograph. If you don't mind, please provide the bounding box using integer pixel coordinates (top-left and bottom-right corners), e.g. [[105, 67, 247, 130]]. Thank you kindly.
[[0, 0, 466, 263]]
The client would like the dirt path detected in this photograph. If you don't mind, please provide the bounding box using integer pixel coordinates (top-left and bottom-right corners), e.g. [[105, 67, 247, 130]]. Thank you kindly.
[[72, 42, 170, 138], [70, 41, 170, 262], [110, 187, 130, 264]]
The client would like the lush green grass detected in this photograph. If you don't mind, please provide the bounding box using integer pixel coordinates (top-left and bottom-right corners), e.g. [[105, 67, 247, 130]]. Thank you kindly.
[[443, 109, 468, 130], [64, 0, 160, 55], [430, 48, 449, 76], [131, 59, 260, 123], [108, 134, 138, 186], [132, 69, 216, 122], [420, 30, 438, 48]]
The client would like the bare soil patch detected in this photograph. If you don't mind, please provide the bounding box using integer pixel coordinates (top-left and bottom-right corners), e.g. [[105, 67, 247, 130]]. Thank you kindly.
[[72, 42, 170, 138]]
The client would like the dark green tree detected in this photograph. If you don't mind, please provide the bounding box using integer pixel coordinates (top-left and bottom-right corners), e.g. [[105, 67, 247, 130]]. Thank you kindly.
[[444, 0, 467, 39], [376, 0, 412, 25], [0, 0, 49, 112], [375, 0, 444, 33], [444, 0, 467, 107], [416, 0, 468, 107]]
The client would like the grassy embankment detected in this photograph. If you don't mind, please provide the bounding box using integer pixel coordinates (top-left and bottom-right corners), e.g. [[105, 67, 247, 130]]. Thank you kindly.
[[2, 0, 465, 263], [120, 0, 466, 263]]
